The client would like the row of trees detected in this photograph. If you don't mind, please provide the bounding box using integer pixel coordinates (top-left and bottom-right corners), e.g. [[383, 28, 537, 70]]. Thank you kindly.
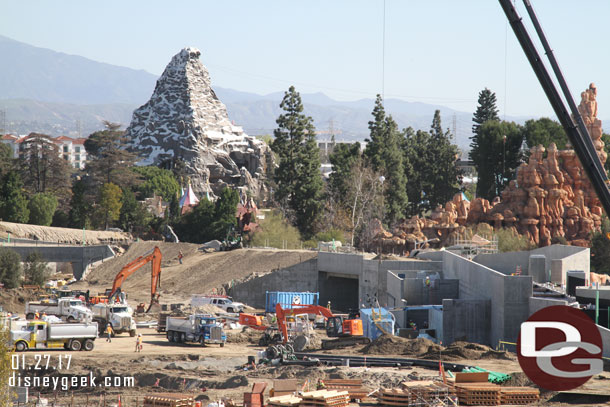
[[269, 88, 462, 245], [0, 249, 48, 289]]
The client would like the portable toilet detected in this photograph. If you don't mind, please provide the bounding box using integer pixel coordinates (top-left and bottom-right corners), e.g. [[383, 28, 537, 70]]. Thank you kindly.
[[360, 308, 395, 340]]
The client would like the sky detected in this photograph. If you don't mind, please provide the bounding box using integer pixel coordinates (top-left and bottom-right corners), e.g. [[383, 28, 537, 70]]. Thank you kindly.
[[2, 1, 609, 119]]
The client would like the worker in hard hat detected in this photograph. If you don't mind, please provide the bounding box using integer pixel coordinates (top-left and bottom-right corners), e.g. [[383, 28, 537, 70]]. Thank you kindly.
[[34, 312, 40, 320], [105, 323, 114, 342], [135, 333, 143, 352]]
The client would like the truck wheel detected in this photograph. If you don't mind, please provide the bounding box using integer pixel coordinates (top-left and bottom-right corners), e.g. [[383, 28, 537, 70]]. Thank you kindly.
[[69, 340, 82, 351], [15, 341, 28, 352], [199, 337, 206, 347], [227, 307, 234, 313], [26, 313, 34, 320], [67, 316, 76, 323], [220, 343, 225, 348], [180, 333, 186, 343], [167, 331, 174, 342], [129, 330, 136, 337], [83, 339, 94, 351]]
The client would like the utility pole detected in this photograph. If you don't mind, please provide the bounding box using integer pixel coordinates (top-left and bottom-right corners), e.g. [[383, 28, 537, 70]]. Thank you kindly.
[[452, 114, 457, 140]]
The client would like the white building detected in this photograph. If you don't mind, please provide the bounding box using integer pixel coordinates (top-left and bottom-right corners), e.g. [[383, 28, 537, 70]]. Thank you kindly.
[[1, 134, 88, 169]]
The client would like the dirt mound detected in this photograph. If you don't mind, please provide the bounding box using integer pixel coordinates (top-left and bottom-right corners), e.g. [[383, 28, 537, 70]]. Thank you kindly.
[[72, 242, 317, 306], [361, 335, 441, 356], [0, 221, 131, 244], [421, 341, 516, 361], [0, 288, 39, 313], [226, 327, 263, 344]]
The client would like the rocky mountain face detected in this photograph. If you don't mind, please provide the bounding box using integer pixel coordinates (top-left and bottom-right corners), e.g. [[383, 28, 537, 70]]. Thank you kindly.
[[124, 47, 272, 200]]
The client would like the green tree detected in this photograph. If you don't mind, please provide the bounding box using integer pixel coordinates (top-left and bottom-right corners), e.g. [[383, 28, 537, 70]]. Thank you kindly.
[[328, 142, 361, 202], [0, 247, 22, 289], [119, 187, 152, 232], [132, 166, 180, 201], [0, 171, 29, 223], [68, 178, 92, 229], [18, 133, 72, 206], [472, 121, 524, 200], [174, 198, 217, 243], [0, 321, 13, 405], [471, 88, 500, 137], [271, 86, 323, 238], [24, 251, 49, 287], [212, 187, 240, 236], [85, 122, 140, 188], [364, 95, 408, 224], [99, 182, 123, 229], [0, 142, 13, 176], [27, 193, 58, 226], [522, 117, 568, 150], [591, 216, 610, 275], [425, 110, 462, 210]]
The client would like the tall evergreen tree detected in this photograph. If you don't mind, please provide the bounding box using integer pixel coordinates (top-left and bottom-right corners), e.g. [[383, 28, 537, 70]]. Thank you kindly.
[[470, 88, 500, 198], [68, 178, 92, 229], [364, 96, 407, 225], [472, 121, 523, 200], [271, 86, 323, 238], [328, 142, 361, 203], [425, 110, 462, 210], [522, 117, 568, 150], [0, 171, 29, 223]]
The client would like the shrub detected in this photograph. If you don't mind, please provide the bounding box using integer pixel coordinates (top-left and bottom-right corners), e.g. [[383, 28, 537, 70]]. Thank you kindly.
[[249, 210, 303, 249]]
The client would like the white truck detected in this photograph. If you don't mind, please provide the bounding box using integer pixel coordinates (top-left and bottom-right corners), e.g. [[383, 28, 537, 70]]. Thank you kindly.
[[191, 295, 245, 313], [166, 314, 226, 346], [91, 303, 137, 337], [10, 320, 98, 352], [25, 298, 92, 322]]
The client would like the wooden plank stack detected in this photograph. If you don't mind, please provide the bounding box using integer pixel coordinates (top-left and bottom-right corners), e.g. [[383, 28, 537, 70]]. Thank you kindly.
[[268, 395, 303, 407], [379, 381, 455, 406], [454, 383, 501, 406], [323, 379, 370, 401], [300, 390, 350, 407], [499, 387, 540, 405], [143, 393, 195, 407]]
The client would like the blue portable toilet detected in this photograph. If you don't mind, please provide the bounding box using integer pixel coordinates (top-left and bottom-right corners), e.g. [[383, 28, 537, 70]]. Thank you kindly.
[[359, 308, 395, 340]]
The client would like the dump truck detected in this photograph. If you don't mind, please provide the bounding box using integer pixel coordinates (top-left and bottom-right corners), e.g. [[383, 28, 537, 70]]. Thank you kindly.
[[166, 314, 226, 346], [10, 320, 98, 352], [91, 303, 137, 337], [25, 298, 92, 322]]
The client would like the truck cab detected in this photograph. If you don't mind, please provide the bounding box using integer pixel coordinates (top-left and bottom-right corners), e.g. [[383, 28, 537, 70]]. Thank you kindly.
[[166, 313, 226, 346], [25, 298, 92, 322], [92, 303, 137, 337]]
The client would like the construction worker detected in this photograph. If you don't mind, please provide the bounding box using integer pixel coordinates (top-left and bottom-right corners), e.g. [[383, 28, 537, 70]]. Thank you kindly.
[[135, 334, 143, 352], [105, 323, 114, 342], [326, 301, 331, 311], [316, 379, 326, 390], [178, 251, 184, 264], [424, 276, 431, 288], [34, 312, 40, 320]]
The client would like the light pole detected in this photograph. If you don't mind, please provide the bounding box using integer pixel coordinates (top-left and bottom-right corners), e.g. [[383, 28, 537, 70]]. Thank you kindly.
[[502, 135, 507, 188]]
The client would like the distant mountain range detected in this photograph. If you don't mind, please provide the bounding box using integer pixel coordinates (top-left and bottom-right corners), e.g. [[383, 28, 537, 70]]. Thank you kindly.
[[0, 34, 580, 152]]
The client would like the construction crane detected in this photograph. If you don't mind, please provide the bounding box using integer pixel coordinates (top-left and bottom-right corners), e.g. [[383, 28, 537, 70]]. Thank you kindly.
[[275, 303, 371, 351], [107, 246, 163, 312], [499, 0, 610, 217]]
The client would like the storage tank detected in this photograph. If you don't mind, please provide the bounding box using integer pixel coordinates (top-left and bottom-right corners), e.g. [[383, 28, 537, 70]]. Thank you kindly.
[[265, 291, 319, 312]]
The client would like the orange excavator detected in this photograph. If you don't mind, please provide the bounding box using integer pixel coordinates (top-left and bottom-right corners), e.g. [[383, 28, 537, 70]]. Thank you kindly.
[[106, 246, 163, 312], [275, 303, 371, 351]]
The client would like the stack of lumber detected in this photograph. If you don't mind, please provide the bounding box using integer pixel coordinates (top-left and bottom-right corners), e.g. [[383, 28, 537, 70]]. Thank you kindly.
[[268, 395, 302, 407], [499, 387, 540, 405], [323, 379, 370, 401], [300, 390, 350, 407], [380, 381, 455, 406], [143, 393, 195, 407], [454, 383, 501, 406]]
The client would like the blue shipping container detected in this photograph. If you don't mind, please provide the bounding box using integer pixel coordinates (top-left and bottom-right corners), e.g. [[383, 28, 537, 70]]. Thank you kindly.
[[360, 308, 395, 340], [265, 291, 319, 313]]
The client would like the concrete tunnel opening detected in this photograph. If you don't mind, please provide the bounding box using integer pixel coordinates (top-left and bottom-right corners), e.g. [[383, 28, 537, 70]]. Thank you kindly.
[[318, 271, 359, 312]]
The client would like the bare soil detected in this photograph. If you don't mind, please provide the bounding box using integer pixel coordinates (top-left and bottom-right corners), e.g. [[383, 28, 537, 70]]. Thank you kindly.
[[71, 242, 317, 306], [0, 221, 131, 244]]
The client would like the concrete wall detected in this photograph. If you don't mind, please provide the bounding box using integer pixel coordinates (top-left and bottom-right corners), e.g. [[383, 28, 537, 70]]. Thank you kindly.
[[421, 250, 532, 345], [528, 297, 568, 316], [474, 245, 589, 284], [403, 278, 459, 306], [230, 258, 318, 308], [429, 308, 443, 343], [442, 299, 491, 345], [5, 244, 115, 279]]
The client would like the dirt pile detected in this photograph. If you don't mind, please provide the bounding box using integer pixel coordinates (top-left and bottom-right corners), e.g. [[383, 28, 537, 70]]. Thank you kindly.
[[226, 327, 263, 344], [72, 242, 317, 306], [361, 335, 441, 356], [0, 288, 39, 313], [361, 335, 515, 361], [0, 221, 131, 244]]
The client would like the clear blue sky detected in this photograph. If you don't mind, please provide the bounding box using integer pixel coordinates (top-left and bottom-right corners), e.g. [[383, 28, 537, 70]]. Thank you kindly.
[[2, 1, 609, 118]]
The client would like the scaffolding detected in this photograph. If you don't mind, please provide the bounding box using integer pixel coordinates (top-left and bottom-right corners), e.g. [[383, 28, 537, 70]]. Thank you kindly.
[[450, 235, 498, 259]]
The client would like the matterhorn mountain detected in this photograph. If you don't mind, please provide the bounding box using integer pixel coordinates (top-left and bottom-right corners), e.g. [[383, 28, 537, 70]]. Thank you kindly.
[[125, 47, 273, 199]]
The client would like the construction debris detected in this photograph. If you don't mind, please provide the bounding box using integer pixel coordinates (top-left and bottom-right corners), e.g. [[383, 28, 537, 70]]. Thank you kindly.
[[300, 390, 350, 407], [143, 393, 196, 407]]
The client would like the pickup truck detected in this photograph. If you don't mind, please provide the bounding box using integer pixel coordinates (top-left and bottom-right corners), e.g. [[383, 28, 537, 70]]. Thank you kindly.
[[25, 298, 92, 322], [10, 320, 98, 352], [166, 314, 226, 346], [91, 303, 137, 337]]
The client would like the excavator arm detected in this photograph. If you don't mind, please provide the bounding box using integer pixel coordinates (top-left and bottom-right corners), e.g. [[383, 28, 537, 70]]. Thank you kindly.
[[275, 303, 335, 344], [108, 246, 163, 312]]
